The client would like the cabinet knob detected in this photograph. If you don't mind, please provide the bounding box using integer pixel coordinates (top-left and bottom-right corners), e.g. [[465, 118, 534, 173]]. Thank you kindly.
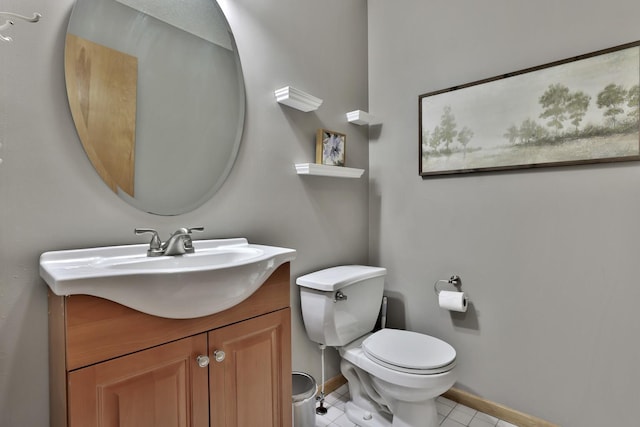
[[196, 355, 210, 367], [213, 350, 226, 362]]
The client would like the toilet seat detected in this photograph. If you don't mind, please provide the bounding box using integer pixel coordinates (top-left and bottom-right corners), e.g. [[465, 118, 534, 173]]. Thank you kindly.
[[362, 329, 456, 375], [340, 333, 456, 389]]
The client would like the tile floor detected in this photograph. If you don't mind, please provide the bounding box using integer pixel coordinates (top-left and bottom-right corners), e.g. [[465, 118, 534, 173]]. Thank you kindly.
[[314, 385, 518, 427]]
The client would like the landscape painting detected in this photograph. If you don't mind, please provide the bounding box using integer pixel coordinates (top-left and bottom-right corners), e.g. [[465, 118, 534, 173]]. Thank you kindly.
[[419, 41, 640, 176]]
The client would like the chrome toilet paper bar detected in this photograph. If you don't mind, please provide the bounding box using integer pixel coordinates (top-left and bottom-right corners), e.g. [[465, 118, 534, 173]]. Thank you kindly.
[[433, 275, 461, 295]]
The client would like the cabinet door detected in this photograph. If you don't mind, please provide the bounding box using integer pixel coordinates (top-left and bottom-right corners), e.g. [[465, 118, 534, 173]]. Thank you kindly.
[[209, 308, 292, 427], [68, 334, 209, 427]]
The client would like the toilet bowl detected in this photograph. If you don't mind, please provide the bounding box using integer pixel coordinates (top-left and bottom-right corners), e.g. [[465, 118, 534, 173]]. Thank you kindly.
[[296, 265, 458, 427]]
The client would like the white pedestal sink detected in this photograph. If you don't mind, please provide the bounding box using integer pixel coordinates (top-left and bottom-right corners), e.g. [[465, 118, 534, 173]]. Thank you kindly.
[[40, 238, 296, 319]]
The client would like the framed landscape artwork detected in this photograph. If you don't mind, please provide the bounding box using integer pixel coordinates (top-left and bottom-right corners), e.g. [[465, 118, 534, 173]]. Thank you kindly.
[[419, 41, 640, 176]]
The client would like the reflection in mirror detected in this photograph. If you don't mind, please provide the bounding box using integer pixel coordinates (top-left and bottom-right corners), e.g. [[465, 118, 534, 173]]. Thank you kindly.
[[65, 0, 245, 215]]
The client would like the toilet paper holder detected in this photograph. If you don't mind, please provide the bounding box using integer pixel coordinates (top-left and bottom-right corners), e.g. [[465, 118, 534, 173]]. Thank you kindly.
[[434, 275, 461, 295]]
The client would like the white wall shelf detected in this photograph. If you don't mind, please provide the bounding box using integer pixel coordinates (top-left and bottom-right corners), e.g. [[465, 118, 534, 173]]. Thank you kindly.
[[274, 86, 323, 112], [295, 163, 364, 178], [346, 110, 381, 126]]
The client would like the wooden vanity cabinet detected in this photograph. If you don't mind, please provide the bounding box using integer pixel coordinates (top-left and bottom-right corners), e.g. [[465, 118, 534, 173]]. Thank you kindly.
[[48, 264, 293, 427], [209, 309, 291, 427], [68, 334, 210, 427]]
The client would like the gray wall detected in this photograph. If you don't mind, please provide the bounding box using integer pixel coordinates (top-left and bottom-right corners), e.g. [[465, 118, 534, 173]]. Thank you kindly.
[[5, 0, 640, 425], [368, 1, 640, 426], [0, 0, 368, 425]]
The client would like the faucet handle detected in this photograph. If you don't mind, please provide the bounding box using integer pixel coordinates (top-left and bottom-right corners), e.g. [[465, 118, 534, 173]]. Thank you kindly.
[[134, 228, 162, 255], [182, 227, 204, 252]]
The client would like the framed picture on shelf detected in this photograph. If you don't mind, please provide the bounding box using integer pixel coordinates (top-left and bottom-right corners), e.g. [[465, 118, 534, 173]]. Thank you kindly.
[[316, 129, 346, 166]]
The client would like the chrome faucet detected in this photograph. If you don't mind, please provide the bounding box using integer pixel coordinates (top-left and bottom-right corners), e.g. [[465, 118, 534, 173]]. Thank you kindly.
[[135, 227, 204, 256]]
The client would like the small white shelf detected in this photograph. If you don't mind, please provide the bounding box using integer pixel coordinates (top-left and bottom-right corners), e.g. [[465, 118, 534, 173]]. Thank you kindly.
[[346, 110, 381, 126], [295, 163, 364, 178], [274, 86, 323, 112]]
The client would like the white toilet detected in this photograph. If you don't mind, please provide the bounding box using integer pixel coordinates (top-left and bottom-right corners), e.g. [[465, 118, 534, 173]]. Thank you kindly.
[[296, 265, 457, 427]]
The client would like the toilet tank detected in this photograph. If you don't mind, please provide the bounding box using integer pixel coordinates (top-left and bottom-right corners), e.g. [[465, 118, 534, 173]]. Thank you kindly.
[[296, 265, 386, 346]]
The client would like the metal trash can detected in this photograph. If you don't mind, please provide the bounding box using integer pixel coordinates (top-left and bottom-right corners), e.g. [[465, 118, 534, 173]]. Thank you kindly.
[[292, 371, 317, 427]]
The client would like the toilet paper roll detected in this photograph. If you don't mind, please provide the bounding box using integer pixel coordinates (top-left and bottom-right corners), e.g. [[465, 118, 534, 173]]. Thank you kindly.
[[438, 290, 468, 312]]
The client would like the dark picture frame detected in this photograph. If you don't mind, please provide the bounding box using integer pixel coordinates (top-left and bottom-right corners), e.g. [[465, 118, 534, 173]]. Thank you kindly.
[[419, 41, 640, 176]]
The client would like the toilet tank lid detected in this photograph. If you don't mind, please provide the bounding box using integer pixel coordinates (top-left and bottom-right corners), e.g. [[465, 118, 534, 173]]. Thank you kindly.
[[296, 265, 387, 291]]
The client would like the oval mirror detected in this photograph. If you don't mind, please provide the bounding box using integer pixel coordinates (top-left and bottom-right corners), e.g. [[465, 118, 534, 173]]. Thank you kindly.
[[64, 0, 245, 215]]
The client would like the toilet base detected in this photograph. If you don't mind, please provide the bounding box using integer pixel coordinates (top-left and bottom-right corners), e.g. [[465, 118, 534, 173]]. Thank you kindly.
[[340, 350, 451, 427], [345, 398, 439, 427], [345, 401, 391, 427], [390, 399, 439, 427]]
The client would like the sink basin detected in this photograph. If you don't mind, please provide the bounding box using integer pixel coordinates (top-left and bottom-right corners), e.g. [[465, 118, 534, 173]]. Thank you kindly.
[[40, 238, 296, 319]]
